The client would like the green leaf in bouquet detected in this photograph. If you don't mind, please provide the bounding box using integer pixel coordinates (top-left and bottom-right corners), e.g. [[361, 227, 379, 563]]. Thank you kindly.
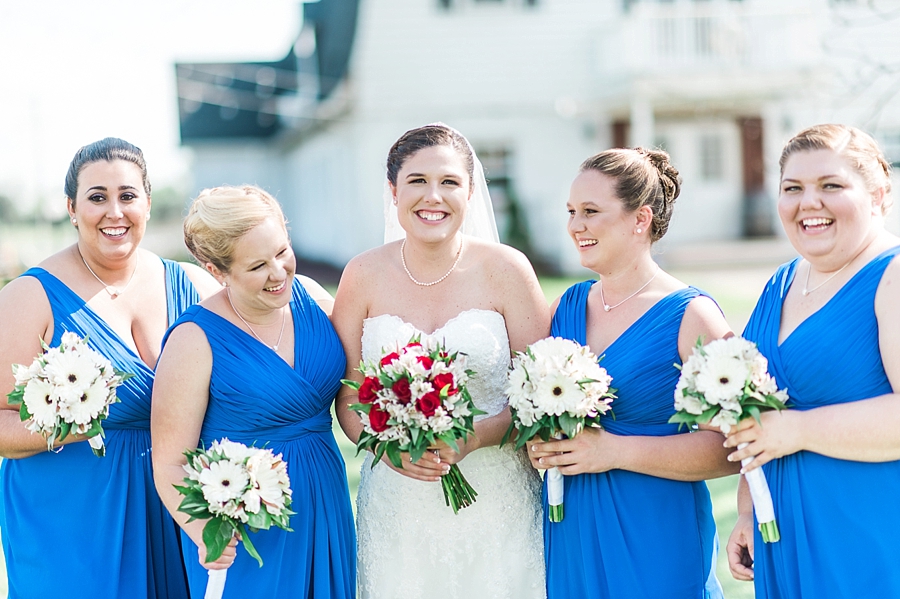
[[746, 405, 762, 424], [437, 433, 460, 454], [558, 413, 580, 440], [349, 402, 372, 414], [6, 387, 23, 406], [85, 419, 103, 439], [408, 442, 426, 465], [340, 378, 362, 391], [201, 516, 233, 563], [667, 411, 700, 430], [17, 399, 31, 422], [410, 426, 421, 447], [371, 443, 388, 468], [500, 421, 515, 448], [386, 443, 403, 469], [246, 509, 271, 531], [56, 420, 72, 443]]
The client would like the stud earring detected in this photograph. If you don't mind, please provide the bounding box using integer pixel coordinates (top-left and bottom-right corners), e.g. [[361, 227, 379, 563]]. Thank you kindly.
[[635, 228, 642, 234], [146, 212, 151, 221], [71, 218, 77, 226]]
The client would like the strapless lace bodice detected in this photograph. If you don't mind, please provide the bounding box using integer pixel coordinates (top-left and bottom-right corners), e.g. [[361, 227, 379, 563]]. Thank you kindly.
[[361, 309, 511, 420], [356, 309, 545, 599]]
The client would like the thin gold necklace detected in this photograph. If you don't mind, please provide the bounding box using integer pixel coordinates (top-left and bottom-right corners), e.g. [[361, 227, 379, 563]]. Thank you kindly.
[[598, 265, 660, 312], [400, 238, 463, 287], [78, 248, 138, 299], [226, 288, 287, 350]]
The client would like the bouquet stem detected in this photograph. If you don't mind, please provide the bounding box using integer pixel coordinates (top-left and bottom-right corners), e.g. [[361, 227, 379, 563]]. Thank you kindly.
[[546, 466, 565, 523], [441, 464, 477, 514], [205, 569, 227, 599], [88, 435, 105, 457], [739, 442, 780, 544]]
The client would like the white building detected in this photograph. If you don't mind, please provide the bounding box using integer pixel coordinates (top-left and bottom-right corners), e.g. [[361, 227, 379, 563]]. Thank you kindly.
[[176, 0, 900, 273]]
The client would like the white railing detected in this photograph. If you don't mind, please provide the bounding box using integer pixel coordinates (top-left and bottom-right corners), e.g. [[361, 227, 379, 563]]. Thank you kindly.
[[596, 2, 823, 78]]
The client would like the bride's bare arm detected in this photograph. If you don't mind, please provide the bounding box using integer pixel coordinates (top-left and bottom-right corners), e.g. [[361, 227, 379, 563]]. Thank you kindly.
[[332, 254, 446, 482]]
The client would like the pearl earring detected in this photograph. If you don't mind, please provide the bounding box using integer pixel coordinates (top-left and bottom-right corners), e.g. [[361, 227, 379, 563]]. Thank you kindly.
[[635, 228, 642, 234], [71, 218, 77, 226], [146, 212, 151, 221]]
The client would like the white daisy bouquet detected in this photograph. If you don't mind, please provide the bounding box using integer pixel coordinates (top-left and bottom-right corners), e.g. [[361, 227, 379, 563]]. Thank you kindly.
[[174, 438, 294, 599], [343, 335, 484, 514], [503, 337, 616, 523], [6, 332, 131, 457], [668, 336, 789, 543]]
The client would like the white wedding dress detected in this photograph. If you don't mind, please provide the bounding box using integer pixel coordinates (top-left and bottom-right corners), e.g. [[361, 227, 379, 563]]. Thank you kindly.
[[356, 308, 546, 599]]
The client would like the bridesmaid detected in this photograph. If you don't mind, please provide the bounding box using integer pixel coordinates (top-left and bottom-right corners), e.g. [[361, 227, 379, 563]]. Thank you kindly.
[[152, 185, 355, 599], [528, 148, 737, 598], [725, 124, 900, 597], [0, 138, 218, 598]]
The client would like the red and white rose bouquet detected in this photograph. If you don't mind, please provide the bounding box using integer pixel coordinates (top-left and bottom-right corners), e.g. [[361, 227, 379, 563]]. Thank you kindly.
[[344, 335, 484, 514], [6, 331, 131, 457], [175, 438, 294, 599], [669, 336, 789, 543], [504, 337, 616, 522]]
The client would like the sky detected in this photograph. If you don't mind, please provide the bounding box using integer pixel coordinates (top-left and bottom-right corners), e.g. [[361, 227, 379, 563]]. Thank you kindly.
[[0, 0, 304, 218]]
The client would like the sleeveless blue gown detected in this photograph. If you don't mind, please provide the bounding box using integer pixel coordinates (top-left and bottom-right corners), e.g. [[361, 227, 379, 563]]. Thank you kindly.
[[545, 282, 722, 599], [743, 245, 900, 598], [0, 261, 198, 599], [164, 278, 355, 599]]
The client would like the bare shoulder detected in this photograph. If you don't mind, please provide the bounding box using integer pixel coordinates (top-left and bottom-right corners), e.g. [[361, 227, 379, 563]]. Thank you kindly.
[[876, 245, 900, 315], [160, 320, 210, 359], [178, 261, 222, 299], [678, 292, 731, 359], [470, 238, 538, 282], [0, 275, 51, 330], [295, 274, 335, 316]]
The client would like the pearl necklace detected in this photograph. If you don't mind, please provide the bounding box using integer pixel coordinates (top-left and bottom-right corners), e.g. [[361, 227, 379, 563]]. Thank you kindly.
[[802, 260, 851, 296], [78, 248, 138, 299], [400, 238, 463, 287], [226, 288, 287, 351], [598, 265, 660, 312]]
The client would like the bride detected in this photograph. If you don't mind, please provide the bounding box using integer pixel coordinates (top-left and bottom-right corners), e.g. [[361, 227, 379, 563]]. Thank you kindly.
[[333, 124, 550, 598]]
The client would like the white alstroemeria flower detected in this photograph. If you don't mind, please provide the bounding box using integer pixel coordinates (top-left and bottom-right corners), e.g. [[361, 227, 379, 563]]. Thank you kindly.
[[409, 378, 433, 402], [709, 410, 740, 434], [199, 459, 249, 505], [428, 413, 454, 434], [13, 360, 45, 387], [248, 455, 290, 515], [219, 499, 249, 523], [44, 350, 97, 394], [57, 378, 111, 426], [694, 355, 749, 405], [535, 373, 583, 415], [22, 378, 58, 429], [674, 391, 707, 416], [213, 439, 257, 462], [59, 332, 83, 348]]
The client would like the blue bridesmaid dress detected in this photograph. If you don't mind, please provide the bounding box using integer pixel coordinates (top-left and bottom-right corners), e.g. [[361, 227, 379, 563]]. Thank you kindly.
[[0, 260, 198, 599], [743, 246, 900, 598], [545, 282, 722, 599], [165, 278, 355, 599]]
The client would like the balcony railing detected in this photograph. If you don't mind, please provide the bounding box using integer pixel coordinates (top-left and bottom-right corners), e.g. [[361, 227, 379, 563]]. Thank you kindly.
[[596, 2, 823, 78]]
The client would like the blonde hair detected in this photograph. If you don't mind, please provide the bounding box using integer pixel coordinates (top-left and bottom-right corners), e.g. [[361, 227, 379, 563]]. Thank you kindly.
[[183, 185, 288, 273], [780, 124, 893, 215], [579, 147, 681, 242]]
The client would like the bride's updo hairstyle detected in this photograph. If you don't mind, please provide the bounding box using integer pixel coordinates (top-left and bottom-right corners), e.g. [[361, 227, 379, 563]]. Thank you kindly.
[[580, 147, 681, 243], [65, 137, 151, 204], [386, 124, 475, 191], [184, 185, 288, 273], [779, 124, 893, 215]]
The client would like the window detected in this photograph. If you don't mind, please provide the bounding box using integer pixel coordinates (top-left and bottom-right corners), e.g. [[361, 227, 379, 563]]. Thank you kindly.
[[699, 134, 724, 181]]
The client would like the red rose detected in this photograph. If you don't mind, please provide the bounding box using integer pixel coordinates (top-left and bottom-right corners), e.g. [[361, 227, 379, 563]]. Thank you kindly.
[[380, 352, 400, 367], [417, 355, 434, 370], [432, 373, 457, 395], [392, 377, 412, 404], [369, 407, 390, 432], [416, 391, 442, 417], [406, 341, 422, 348], [358, 377, 382, 404]]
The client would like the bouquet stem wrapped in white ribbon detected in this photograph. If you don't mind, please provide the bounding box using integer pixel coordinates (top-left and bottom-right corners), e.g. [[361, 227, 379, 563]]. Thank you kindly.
[[503, 337, 616, 523], [669, 336, 788, 543], [175, 439, 294, 599], [6, 332, 131, 457]]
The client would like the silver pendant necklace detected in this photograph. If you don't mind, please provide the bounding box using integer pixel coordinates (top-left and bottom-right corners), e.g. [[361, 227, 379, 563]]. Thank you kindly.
[[802, 260, 851, 296], [598, 265, 660, 312], [226, 288, 287, 351], [400, 237, 463, 287], [78, 248, 138, 299]]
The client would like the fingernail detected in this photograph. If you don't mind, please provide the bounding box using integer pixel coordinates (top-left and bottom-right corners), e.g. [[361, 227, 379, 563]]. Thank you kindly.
[[538, 458, 544, 465], [727, 454, 734, 462], [532, 445, 537, 452]]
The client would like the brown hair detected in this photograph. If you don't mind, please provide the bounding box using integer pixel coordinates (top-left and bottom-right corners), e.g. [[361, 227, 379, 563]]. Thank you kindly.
[[386, 124, 474, 190], [183, 185, 287, 273], [65, 137, 150, 204], [780, 124, 893, 215], [579, 147, 681, 242]]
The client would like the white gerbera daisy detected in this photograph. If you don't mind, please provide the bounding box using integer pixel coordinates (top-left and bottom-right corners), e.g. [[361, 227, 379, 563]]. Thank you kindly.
[[57, 378, 111, 426], [694, 355, 749, 405], [199, 459, 249, 505], [212, 439, 256, 462], [44, 351, 97, 394], [534, 373, 584, 415], [22, 378, 58, 429]]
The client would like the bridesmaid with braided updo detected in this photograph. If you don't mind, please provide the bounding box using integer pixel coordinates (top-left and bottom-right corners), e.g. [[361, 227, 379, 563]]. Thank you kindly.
[[528, 148, 737, 599]]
